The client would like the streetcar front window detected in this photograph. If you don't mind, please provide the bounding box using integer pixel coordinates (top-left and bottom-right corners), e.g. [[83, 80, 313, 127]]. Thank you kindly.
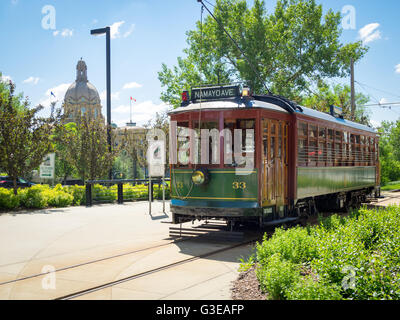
[[177, 121, 190, 167], [224, 119, 255, 168]]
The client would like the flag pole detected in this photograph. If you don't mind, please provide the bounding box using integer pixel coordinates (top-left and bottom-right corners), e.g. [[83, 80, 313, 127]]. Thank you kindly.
[[130, 97, 132, 123]]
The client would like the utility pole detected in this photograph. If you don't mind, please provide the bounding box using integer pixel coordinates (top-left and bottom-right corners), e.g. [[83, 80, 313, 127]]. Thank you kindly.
[[350, 58, 356, 121]]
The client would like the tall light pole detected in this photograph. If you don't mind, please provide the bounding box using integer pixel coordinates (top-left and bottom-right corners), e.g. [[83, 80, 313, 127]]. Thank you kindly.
[[91, 26, 112, 180]]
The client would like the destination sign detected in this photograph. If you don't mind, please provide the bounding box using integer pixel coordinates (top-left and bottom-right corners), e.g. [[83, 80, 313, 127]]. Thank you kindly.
[[191, 85, 240, 101]]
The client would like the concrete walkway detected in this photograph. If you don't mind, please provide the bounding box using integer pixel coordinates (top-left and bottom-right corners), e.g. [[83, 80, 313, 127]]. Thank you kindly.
[[0, 201, 252, 300], [367, 191, 400, 208]]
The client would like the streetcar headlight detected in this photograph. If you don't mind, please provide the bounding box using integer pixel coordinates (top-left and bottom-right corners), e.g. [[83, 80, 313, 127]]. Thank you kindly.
[[192, 170, 205, 185]]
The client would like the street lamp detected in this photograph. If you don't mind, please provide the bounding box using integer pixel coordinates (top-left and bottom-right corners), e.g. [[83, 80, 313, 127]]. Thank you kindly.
[[90, 26, 112, 180]]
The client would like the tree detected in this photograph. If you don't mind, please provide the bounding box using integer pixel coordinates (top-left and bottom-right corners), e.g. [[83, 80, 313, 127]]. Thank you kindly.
[[0, 79, 62, 194], [377, 121, 400, 183], [120, 128, 146, 180], [53, 121, 78, 183], [301, 82, 371, 125], [158, 0, 368, 108], [58, 115, 118, 182]]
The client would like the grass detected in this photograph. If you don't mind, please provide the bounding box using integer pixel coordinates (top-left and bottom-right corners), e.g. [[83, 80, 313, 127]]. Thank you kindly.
[[381, 182, 400, 191]]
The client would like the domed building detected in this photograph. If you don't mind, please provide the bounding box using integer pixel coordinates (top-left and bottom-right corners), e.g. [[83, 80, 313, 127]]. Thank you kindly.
[[63, 58, 104, 123]]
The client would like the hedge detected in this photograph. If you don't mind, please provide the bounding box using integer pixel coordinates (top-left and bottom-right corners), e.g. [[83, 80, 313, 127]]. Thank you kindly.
[[246, 206, 400, 300], [0, 182, 170, 210]]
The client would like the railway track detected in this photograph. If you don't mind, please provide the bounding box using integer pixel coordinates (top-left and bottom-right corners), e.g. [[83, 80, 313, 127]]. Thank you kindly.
[[0, 220, 233, 287], [0, 239, 187, 287], [55, 236, 260, 300]]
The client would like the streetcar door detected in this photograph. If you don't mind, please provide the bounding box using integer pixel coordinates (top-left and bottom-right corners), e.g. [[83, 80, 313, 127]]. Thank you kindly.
[[262, 119, 288, 208]]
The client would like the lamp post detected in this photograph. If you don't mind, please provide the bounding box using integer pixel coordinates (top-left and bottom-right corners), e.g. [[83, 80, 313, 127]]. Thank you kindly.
[[91, 26, 112, 180]]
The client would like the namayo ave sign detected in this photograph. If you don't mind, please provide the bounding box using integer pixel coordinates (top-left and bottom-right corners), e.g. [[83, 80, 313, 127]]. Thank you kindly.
[[191, 85, 240, 102]]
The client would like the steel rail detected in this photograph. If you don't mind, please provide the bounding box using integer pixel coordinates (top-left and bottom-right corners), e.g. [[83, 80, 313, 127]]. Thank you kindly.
[[55, 237, 260, 300], [0, 238, 189, 287]]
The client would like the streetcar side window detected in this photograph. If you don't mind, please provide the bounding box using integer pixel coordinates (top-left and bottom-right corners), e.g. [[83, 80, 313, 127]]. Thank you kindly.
[[224, 119, 255, 168], [176, 121, 190, 167]]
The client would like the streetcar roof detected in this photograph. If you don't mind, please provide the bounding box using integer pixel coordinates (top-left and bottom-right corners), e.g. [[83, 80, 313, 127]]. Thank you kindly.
[[168, 97, 289, 114], [169, 97, 376, 134], [298, 105, 376, 133]]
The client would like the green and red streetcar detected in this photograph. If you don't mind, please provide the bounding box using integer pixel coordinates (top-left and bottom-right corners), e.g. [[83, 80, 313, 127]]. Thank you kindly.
[[168, 84, 380, 227]]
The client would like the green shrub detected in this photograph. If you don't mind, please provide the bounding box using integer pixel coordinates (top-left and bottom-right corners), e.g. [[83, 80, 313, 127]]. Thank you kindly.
[[286, 276, 342, 300], [92, 184, 116, 203], [0, 188, 20, 209], [256, 226, 318, 265], [18, 185, 48, 209], [249, 206, 400, 300], [64, 185, 85, 205], [43, 186, 74, 207], [256, 253, 301, 300]]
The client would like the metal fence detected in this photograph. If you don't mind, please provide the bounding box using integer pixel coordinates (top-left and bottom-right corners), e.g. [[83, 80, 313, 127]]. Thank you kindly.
[[85, 178, 170, 207]]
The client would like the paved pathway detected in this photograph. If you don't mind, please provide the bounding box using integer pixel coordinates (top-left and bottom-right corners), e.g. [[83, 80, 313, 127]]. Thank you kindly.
[[0, 201, 252, 300]]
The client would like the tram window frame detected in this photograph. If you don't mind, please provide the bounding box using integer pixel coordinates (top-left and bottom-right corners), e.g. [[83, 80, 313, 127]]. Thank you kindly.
[[192, 120, 219, 167], [224, 118, 255, 168], [176, 121, 190, 167], [297, 121, 308, 166], [317, 127, 326, 167], [308, 124, 318, 166]]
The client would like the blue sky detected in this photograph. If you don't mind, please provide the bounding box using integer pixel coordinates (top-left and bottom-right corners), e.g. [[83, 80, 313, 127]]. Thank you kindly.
[[0, 0, 399, 127]]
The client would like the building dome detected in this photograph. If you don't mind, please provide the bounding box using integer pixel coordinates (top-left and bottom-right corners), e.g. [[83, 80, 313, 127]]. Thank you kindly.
[[63, 59, 103, 122], [64, 59, 101, 105]]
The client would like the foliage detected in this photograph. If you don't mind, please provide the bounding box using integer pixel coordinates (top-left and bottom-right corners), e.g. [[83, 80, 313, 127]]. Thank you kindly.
[[17, 184, 73, 209], [158, 0, 368, 108], [53, 121, 78, 183], [0, 79, 63, 194], [56, 115, 118, 182], [285, 276, 342, 300], [378, 121, 400, 184], [250, 206, 400, 300], [64, 185, 85, 205], [0, 188, 20, 209], [0, 181, 171, 211], [256, 253, 301, 300], [301, 83, 370, 124]]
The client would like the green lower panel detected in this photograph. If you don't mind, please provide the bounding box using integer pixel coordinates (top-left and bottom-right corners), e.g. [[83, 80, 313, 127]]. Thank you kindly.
[[297, 166, 376, 199], [171, 168, 258, 203]]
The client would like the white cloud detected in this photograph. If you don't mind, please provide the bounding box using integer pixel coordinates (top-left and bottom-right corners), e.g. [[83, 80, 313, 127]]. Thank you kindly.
[[61, 29, 73, 37], [359, 23, 381, 44], [53, 28, 73, 37], [122, 82, 142, 90], [395, 64, 400, 74], [106, 21, 135, 39], [23, 76, 40, 85], [92, 19, 98, 25], [110, 21, 125, 39], [111, 100, 169, 127], [123, 24, 135, 38], [379, 98, 388, 104], [39, 83, 70, 108]]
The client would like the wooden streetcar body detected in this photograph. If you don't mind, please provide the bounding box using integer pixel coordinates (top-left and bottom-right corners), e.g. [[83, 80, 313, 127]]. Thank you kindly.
[[168, 87, 380, 226]]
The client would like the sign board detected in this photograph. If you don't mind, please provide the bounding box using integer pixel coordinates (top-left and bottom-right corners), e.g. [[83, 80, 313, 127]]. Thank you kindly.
[[39, 153, 55, 179], [147, 141, 165, 177], [191, 85, 240, 102]]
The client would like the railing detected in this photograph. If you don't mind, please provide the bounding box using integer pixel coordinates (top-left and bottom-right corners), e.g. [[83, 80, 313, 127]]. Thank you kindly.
[[85, 178, 170, 207]]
